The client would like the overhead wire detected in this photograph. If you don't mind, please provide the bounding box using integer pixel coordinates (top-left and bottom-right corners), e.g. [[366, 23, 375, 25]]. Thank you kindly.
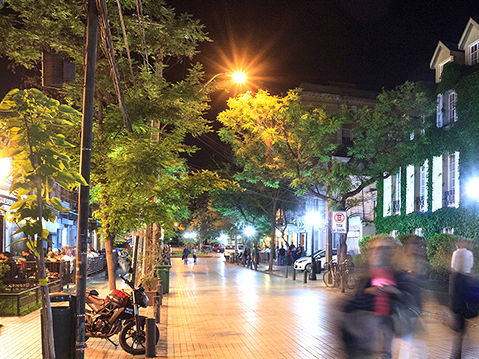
[[116, 0, 136, 87], [135, 0, 149, 71]]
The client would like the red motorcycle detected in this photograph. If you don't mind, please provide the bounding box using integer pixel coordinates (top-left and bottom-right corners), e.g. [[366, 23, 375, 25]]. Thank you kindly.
[[85, 274, 159, 354]]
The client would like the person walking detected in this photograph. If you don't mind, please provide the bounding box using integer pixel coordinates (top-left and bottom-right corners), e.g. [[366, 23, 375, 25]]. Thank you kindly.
[[279, 246, 286, 266], [192, 247, 198, 264], [450, 239, 475, 359], [182, 247, 191, 265], [340, 237, 419, 359]]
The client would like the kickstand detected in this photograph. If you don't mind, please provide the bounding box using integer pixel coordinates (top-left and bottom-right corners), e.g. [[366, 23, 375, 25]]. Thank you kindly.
[[106, 337, 118, 347]]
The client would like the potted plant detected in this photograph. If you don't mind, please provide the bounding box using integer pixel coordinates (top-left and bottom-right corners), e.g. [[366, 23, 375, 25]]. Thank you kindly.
[[141, 273, 159, 306]]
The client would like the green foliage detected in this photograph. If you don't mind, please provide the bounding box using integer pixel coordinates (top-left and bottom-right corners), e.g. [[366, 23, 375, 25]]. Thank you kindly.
[[358, 236, 373, 252], [0, 262, 10, 292], [0, 0, 218, 244], [218, 83, 435, 213], [0, 89, 84, 248], [396, 233, 425, 247], [426, 233, 458, 274]]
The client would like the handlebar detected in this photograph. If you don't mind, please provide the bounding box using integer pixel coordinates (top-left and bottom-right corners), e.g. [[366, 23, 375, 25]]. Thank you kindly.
[[119, 274, 135, 289]]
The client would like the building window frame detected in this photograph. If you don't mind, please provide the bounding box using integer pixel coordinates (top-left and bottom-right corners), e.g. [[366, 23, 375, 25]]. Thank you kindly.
[[469, 40, 479, 65]]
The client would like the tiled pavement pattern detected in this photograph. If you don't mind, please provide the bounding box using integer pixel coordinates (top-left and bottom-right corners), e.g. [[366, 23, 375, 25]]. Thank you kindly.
[[2, 255, 479, 358]]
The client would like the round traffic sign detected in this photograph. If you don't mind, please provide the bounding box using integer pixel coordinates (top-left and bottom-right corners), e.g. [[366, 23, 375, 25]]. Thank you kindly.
[[334, 212, 345, 224]]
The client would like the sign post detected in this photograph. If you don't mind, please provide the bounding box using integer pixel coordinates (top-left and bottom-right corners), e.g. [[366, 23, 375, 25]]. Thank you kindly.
[[332, 211, 347, 234]]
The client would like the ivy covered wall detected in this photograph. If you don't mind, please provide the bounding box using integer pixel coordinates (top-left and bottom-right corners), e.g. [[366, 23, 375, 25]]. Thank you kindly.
[[375, 63, 479, 240]]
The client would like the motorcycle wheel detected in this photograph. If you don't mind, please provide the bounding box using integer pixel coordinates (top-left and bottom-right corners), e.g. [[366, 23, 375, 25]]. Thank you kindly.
[[119, 320, 159, 355]]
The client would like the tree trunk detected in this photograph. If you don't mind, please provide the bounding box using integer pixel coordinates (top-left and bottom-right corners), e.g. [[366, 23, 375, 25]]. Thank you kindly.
[[104, 235, 117, 290], [26, 115, 55, 357], [37, 249, 55, 359], [268, 198, 277, 271], [339, 233, 347, 264]]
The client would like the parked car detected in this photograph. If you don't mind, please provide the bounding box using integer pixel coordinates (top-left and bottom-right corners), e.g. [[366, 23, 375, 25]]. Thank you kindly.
[[294, 249, 337, 272], [201, 245, 212, 254], [224, 244, 244, 258], [212, 243, 225, 253]]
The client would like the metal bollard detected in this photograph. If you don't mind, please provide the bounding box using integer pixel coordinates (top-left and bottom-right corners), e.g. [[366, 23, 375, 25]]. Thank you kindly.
[[153, 296, 161, 323], [157, 282, 163, 300], [293, 268, 296, 280], [285, 266, 288, 278], [304, 270, 308, 283], [145, 318, 157, 358]]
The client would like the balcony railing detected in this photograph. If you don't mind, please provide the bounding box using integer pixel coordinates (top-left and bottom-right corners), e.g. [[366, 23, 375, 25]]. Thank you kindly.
[[414, 196, 425, 212], [392, 200, 400, 214], [444, 190, 455, 206]]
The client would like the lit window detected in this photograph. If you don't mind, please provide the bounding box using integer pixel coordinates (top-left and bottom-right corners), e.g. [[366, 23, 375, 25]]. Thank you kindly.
[[442, 91, 457, 127], [470, 42, 479, 65], [448, 92, 457, 123]]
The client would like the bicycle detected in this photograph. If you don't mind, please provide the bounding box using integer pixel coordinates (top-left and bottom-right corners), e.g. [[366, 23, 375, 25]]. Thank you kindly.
[[323, 259, 356, 289]]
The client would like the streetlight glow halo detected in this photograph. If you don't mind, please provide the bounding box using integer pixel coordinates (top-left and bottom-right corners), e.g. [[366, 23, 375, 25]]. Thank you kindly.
[[244, 226, 255, 236], [467, 178, 479, 199], [233, 72, 246, 83], [305, 211, 321, 225]]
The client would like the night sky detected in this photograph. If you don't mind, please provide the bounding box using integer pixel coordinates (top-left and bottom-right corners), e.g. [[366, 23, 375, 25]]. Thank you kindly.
[[2, 1, 479, 169], [165, 0, 479, 169], [168, 0, 479, 93]]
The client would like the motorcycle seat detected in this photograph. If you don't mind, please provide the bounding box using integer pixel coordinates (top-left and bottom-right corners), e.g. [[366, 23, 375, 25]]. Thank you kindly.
[[86, 289, 104, 307]]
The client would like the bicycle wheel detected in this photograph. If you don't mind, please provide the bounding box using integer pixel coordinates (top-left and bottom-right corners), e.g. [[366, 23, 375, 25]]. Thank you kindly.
[[346, 270, 356, 289], [323, 271, 333, 287]]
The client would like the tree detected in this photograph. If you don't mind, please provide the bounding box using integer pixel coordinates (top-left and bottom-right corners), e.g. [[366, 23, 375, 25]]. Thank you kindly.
[[0, 0, 220, 289], [211, 176, 299, 269], [0, 88, 85, 359], [218, 84, 435, 263]]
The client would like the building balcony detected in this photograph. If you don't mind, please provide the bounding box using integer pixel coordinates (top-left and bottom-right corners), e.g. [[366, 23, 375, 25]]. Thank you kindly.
[[414, 196, 425, 212], [443, 190, 455, 207], [392, 200, 400, 214]]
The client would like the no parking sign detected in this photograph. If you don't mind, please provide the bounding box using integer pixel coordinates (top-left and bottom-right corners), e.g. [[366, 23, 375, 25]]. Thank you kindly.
[[332, 211, 347, 233]]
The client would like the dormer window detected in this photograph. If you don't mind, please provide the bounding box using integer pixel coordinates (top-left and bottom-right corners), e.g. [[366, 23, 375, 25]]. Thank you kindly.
[[470, 41, 479, 65]]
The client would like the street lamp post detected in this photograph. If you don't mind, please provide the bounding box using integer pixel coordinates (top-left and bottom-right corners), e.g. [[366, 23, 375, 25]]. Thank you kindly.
[[306, 212, 320, 280]]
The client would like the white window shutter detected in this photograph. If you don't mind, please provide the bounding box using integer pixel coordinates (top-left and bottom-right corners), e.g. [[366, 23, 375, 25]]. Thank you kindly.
[[406, 165, 415, 214], [432, 156, 443, 211], [455, 151, 460, 207], [384, 176, 392, 217], [437, 94, 443, 128], [423, 160, 429, 212]]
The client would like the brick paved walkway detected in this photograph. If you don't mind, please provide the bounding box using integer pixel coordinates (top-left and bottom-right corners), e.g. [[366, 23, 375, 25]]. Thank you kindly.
[[2, 255, 479, 358]]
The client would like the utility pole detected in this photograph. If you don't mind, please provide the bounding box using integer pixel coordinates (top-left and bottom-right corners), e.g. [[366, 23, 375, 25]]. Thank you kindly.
[[75, 0, 98, 358]]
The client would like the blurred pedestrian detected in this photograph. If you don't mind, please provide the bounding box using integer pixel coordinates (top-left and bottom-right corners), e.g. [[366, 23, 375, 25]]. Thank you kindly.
[[279, 245, 286, 266], [166, 245, 172, 265], [396, 236, 427, 359], [243, 247, 250, 266], [192, 247, 198, 264], [449, 240, 475, 359], [340, 236, 419, 359], [182, 247, 191, 265]]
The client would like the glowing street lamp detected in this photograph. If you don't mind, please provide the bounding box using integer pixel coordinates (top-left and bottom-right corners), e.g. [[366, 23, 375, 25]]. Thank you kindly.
[[198, 72, 246, 93], [232, 72, 246, 83], [218, 233, 229, 244], [244, 226, 255, 237], [305, 211, 321, 280], [467, 178, 479, 200], [184, 232, 197, 239]]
